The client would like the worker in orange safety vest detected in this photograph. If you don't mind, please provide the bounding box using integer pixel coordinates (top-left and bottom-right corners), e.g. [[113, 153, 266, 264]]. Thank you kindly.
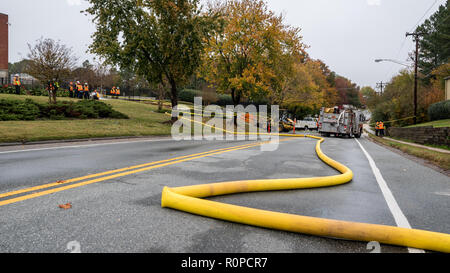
[[13, 75, 21, 95], [83, 83, 90, 99], [76, 81, 83, 99], [69, 81, 74, 98], [379, 121, 385, 137]]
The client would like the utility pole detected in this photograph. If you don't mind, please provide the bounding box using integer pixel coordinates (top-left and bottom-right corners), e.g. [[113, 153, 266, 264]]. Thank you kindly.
[[376, 81, 388, 95], [406, 32, 425, 125]]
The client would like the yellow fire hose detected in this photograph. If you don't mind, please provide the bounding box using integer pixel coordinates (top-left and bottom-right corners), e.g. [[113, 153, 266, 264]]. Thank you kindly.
[[161, 113, 450, 252]]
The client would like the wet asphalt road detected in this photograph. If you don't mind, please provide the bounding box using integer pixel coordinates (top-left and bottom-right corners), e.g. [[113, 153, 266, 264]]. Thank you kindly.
[[0, 134, 448, 253]]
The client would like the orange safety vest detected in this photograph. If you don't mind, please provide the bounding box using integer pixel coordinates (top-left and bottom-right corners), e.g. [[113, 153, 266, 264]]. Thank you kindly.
[[69, 82, 74, 91], [375, 122, 380, 130], [84, 85, 89, 92], [379, 122, 384, 130], [13, 77, 21, 86], [77, 84, 83, 91], [116, 88, 120, 95], [111, 87, 116, 95]]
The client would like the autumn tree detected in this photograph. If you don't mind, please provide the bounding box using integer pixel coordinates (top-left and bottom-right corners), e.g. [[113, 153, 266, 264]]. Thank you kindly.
[[421, 62, 449, 107], [201, 0, 306, 106], [360, 86, 378, 109], [315, 60, 339, 106], [72, 60, 97, 87], [334, 76, 361, 107], [375, 70, 416, 125], [26, 38, 77, 103], [85, 0, 217, 118]]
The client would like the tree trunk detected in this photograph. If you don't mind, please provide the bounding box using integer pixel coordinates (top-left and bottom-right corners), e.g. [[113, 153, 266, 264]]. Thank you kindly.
[[158, 99, 163, 111], [231, 88, 241, 125], [169, 79, 178, 122], [231, 88, 240, 106], [157, 83, 165, 112], [52, 91, 57, 104]]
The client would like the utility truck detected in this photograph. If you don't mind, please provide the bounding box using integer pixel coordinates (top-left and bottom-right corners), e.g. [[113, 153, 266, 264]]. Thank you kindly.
[[295, 116, 318, 130], [318, 105, 365, 138]]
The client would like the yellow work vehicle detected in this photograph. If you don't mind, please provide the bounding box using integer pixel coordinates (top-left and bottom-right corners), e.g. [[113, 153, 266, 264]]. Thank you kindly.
[[277, 109, 294, 133]]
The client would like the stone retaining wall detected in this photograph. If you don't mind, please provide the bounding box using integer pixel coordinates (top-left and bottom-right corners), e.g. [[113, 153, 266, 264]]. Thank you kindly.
[[387, 126, 450, 147]]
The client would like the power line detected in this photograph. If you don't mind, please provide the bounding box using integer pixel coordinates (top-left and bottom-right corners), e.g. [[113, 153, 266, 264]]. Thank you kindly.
[[409, 0, 439, 33], [382, 0, 441, 81]]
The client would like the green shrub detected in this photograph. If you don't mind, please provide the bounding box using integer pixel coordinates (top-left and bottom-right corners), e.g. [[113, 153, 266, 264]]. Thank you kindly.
[[216, 94, 233, 106], [0, 99, 128, 121], [0, 98, 41, 121], [428, 100, 450, 121], [178, 89, 202, 103], [0, 86, 18, 95]]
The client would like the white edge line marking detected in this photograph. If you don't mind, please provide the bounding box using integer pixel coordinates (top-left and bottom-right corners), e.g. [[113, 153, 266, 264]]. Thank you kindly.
[[434, 191, 450, 197], [355, 138, 424, 253]]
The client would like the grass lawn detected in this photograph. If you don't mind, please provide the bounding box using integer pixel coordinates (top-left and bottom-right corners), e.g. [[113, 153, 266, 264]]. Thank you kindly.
[[405, 119, 450, 128], [0, 94, 172, 143], [367, 133, 450, 171]]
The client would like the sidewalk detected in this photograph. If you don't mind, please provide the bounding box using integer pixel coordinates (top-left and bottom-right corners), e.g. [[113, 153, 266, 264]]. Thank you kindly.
[[363, 124, 450, 154]]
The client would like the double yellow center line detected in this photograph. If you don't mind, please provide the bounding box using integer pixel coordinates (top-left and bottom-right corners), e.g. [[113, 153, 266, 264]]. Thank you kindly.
[[0, 139, 290, 207]]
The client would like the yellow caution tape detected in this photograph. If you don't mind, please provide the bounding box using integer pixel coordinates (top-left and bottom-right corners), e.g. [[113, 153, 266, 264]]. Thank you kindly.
[[161, 112, 450, 252], [369, 116, 416, 126]]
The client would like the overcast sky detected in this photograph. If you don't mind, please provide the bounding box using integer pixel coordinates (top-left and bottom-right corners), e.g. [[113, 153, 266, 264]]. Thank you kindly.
[[1, 0, 446, 89]]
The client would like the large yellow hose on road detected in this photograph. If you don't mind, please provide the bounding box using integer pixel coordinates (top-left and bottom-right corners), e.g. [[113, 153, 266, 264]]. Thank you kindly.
[[161, 114, 450, 252]]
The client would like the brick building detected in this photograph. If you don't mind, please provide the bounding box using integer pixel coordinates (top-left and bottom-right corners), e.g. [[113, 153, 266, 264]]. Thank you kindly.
[[0, 13, 8, 85]]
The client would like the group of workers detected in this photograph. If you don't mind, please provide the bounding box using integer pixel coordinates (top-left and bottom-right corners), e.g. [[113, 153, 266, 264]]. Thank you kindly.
[[10, 75, 122, 101], [110, 86, 121, 98], [68, 81, 99, 100], [375, 121, 385, 137]]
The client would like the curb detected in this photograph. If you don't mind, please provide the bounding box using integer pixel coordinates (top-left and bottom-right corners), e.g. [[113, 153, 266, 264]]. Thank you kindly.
[[0, 135, 172, 147]]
